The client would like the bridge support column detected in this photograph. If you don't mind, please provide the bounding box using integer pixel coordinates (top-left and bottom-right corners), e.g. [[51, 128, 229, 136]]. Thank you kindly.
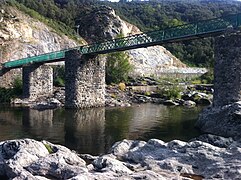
[[65, 50, 106, 108], [196, 32, 241, 137], [22, 64, 53, 99]]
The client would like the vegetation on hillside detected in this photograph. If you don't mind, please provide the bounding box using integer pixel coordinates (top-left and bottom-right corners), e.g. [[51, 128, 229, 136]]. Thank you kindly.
[[7, 0, 81, 41], [9, 0, 241, 67]]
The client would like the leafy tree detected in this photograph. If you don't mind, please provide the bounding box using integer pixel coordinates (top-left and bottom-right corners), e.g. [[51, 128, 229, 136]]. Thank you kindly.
[[105, 51, 133, 84]]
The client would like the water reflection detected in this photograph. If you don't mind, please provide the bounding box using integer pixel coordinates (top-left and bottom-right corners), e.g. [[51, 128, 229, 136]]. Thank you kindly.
[[0, 104, 203, 155], [64, 108, 105, 155]]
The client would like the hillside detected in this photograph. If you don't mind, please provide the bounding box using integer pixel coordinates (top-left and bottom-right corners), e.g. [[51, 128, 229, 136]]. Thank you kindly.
[[14, 0, 241, 67], [0, 2, 207, 85], [0, 5, 78, 87], [77, 6, 205, 76]]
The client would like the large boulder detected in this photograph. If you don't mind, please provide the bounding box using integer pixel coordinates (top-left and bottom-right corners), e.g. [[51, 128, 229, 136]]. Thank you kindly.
[[196, 101, 241, 138], [1, 137, 241, 179]]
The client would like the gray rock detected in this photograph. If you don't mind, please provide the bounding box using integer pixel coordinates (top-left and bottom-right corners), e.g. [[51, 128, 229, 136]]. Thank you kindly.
[[191, 134, 233, 148], [197, 98, 212, 105], [183, 100, 196, 107], [163, 100, 179, 106], [196, 101, 241, 137], [1, 137, 241, 179], [1, 139, 49, 178]]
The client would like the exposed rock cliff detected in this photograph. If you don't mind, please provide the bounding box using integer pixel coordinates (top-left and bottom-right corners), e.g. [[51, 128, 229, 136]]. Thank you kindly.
[[0, 6, 77, 62], [0, 6, 78, 87], [77, 6, 206, 77]]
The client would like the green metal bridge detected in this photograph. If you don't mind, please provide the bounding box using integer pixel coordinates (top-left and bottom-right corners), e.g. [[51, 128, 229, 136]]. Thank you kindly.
[[1, 13, 241, 70]]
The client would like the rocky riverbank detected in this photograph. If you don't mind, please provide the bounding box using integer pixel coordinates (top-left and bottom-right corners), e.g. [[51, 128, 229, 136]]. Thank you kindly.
[[11, 77, 213, 110], [0, 134, 240, 179]]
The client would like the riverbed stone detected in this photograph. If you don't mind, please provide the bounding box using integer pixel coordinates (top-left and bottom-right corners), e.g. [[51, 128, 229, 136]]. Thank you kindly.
[[196, 101, 241, 137], [163, 100, 179, 106], [183, 100, 196, 107], [0, 137, 241, 179]]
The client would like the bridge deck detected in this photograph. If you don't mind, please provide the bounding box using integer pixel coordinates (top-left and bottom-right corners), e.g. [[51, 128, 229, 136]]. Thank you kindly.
[[2, 13, 241, 70]]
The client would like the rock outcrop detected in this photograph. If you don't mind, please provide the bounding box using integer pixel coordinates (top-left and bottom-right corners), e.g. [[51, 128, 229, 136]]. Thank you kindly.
[[0, 6, 78, 87], [0, 7, 77, 61], [196, 32, 241, 138], [196, 101, 241, 138], [77, 6, 206, 77], [0, 136, 241, 179]]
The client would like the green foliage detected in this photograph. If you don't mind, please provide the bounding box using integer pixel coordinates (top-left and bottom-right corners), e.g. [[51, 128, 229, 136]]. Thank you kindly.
[[191, 69, 214, 84], [106, 51, 133, 84], [0, 76, 23, 103], [12, 76, 23, 95], [0, 88, 14, 103], [53, 66, 65, 87], [43, 143, 54, 154], [9, 0, 80, 41], [158, 85, 183, 100], [54, 77, 65, 87]]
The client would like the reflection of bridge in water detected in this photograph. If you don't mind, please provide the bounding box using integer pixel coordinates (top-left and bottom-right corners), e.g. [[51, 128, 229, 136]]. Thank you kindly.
[[0, 104, 202, 155], [0, 13, 241, 108]]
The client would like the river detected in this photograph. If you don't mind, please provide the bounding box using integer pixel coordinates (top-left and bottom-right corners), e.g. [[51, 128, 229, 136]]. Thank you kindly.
[[0, 103, 204, 155]]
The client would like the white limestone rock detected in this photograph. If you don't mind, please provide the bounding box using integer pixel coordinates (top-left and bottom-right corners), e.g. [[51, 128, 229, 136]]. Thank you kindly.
[[0, 136, 241, 179]]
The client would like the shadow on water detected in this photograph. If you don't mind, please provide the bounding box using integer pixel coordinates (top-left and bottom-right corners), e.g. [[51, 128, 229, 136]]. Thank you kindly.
[[0, 104, 204, 155]]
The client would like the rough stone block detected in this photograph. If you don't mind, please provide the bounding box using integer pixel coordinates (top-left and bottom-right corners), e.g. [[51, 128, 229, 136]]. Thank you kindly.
[[65, 50, 106, 108], [22, 64, 53, 99]]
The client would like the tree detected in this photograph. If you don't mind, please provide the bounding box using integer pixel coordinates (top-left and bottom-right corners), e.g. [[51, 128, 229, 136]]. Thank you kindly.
[[105, 51, 132, 84]]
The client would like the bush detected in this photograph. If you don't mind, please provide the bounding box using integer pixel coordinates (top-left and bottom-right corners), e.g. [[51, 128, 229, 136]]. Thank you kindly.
[[53, 66, 65, 87], [158, 85, 182, 100], [0, 76, 22, 103], [12, 76, 23, 95], [106, 51, 133, 84], [118, 83, 126, 91], [54, 77, 65, 87], [191, 69, 214, 85]]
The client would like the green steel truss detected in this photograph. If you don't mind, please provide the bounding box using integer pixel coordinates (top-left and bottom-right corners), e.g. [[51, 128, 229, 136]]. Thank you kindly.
[[2, 13, 241, 70]]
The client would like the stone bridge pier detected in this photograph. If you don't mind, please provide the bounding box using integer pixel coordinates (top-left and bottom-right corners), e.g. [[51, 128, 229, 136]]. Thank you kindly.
[[22, 64, 53, 99], [65, 50, 106, 108], [196, 32, 241, 137]]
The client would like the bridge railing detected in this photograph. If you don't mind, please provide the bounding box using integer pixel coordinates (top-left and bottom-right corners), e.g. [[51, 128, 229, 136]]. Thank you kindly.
[[2, 13, 241, 69], [78, 13, 241, 55], [3, 50, 66, 68]]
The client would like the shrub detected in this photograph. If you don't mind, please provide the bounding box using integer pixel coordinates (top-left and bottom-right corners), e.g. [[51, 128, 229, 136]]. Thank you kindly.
[[53, 66, 65, 87], [0, 76, 22, 103], [54, 77, 65, 87], [105, 51, 133, 84], [158, 85, 182, 100], [12, 76, 23, 95], [118, 83, 126, 91], [191, 69, 214, 85]]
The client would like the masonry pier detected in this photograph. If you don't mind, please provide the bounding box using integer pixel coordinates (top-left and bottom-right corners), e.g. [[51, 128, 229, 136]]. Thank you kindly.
[[22, 64, 53, 99], [65, 50, 106, 108], [196, 32, 241, 137]]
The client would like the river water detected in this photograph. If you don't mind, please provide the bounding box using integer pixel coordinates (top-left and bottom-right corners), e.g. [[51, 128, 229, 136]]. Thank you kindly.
[[0, 104, 204, 155]]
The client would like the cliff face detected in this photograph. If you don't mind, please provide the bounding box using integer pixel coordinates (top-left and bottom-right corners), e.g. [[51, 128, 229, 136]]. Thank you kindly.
[[0, 6, 78, 87], [77, 6, 203, 77], [0, 7, 77, 63]]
